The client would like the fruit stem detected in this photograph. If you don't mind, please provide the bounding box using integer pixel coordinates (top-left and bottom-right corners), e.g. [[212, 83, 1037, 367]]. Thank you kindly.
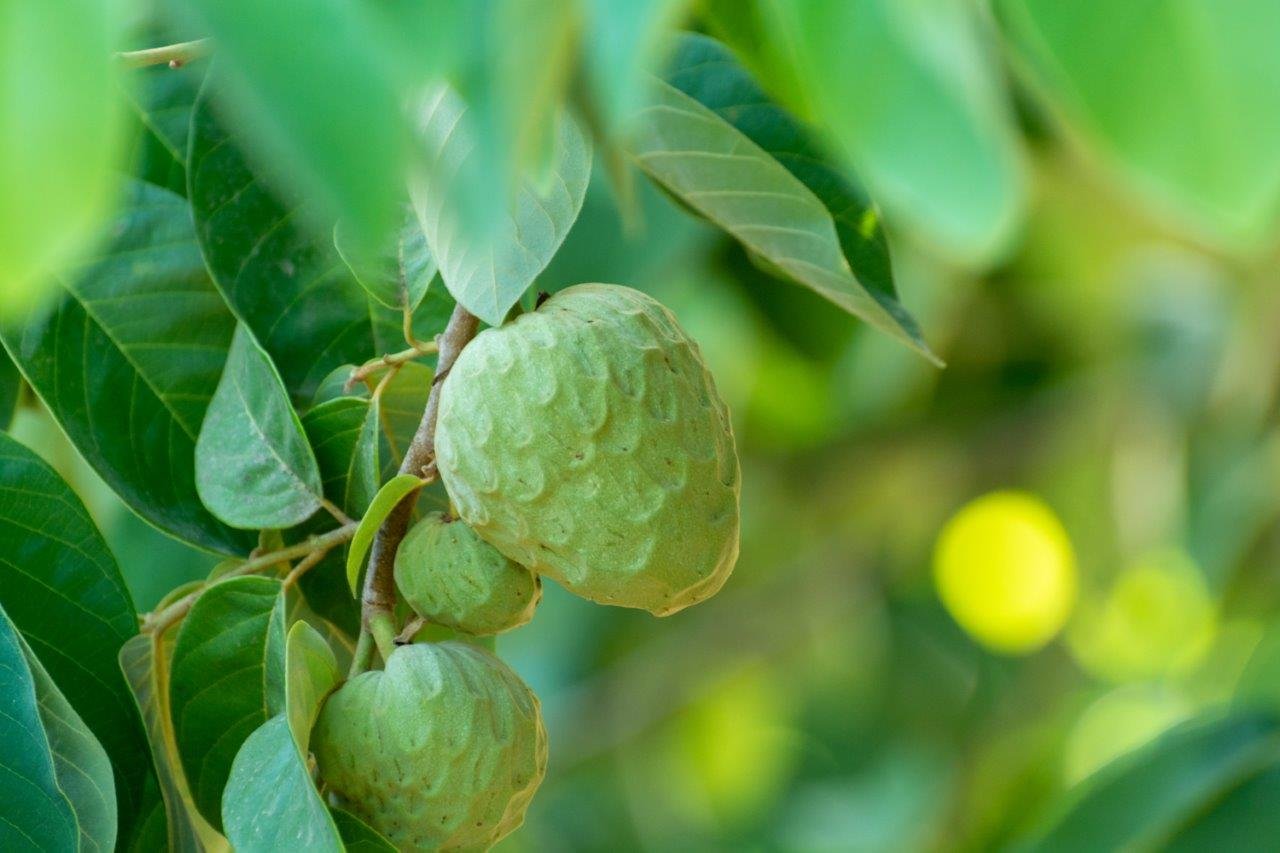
[[358, 305, 478, 645], [349, 629, 375, 678], [369, 611, 399, 662]]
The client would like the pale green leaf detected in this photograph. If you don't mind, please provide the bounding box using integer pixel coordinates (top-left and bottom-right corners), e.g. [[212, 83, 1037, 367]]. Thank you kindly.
[[412, 86, 592, 326], [334, 208, 437, 311], [283, 621, 339, 750], [995, 0, 1280, 248], [346, 474, 426, 595], [631, 78, 938, 362], [196, 324, 324, 530]]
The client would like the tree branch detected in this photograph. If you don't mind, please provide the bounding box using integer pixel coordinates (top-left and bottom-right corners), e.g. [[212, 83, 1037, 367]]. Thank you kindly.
[[118, 39, 211, 69], [360, 304, 479, 655], [141, 521, 358, 634]]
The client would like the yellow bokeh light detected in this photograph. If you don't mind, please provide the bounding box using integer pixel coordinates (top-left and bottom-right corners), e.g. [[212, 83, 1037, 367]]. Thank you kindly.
[[934, 491, 1077, 655]]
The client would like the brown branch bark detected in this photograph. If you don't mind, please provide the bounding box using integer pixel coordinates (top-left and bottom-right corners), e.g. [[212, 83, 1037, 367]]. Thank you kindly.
[[360, 304, 479, 648]]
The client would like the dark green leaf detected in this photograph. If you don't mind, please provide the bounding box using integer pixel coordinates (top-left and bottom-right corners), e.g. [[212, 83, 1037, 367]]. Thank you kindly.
[[376, 361, 433, 477], [221, 623, 341, 852], [119, 634, 225, 852], [170, 0, 407, 252], [663, 34, 902, 311], [334, 208, 436, 312], [125, 62, 206, 194], [763, 0, 1026, 263], [412, 86, 592, 326], [0, 601, 116, 852], [301, 397, 380, 520], [630, 64, 937, 362], [169, 576, 286, 830], [2, 179, 252, 554], [0, 431, 158, 843], [331, 808, 396, 852], [188, 81, 394, 402], [1162, 761, 1280, 850], [995, 0, 1280, 247], [1020, 712, 1280, 851], [196, 324, 324, 530]]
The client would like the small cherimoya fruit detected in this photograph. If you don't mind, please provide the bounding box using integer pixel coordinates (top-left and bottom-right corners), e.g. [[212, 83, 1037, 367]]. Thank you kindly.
[[435, 283, 740, 616], [394, 512, 541, 636], [312, 642, 547, 851]]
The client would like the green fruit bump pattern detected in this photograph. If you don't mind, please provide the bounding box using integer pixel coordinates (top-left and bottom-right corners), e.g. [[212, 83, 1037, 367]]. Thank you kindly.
[[395, 512, 542, 636], [313, 642, 547, 851], [435, 283, 741, 616]]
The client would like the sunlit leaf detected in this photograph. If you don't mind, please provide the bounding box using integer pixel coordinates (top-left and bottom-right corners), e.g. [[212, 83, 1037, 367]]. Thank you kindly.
[[764, 0, 1027, 263], [0, 0, 124, 318], [412, 85, 591, 326], [995, 0, 1280, 248], [196, 325, 324, 530], [2, 180, 252, 554], [169, 576, 286, 830], [0, 602, 117, 852], [0, 432, 158, 843], [170, 0, 407, 252]]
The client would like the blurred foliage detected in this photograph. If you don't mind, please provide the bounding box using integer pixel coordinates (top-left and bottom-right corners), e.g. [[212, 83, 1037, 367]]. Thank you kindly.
[[5, 0, 1280, 850]]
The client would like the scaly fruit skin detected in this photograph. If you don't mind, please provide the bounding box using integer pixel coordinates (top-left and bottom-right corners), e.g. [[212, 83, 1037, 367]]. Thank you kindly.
[[312, 643, 547, 851], [436, 283, 740, 616], [394, 512, 541, 636]]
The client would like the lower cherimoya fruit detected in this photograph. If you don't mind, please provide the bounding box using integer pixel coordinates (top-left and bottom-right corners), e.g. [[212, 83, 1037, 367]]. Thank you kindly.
[[312, 642, 546, 851], [394, 512, 541, 636], [435, 283, 740, 616]]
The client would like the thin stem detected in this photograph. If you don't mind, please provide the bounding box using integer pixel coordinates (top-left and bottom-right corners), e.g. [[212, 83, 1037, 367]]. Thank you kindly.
[[142, 522, 358, 634], [320, 497, 353, 526], [345, 339, 439, 391], [282, 547, 332, 590], [359, 305, 478, 633], [119, 39, 210, 69], [369, 612, 399, 661], [348, 629, 375, 678]]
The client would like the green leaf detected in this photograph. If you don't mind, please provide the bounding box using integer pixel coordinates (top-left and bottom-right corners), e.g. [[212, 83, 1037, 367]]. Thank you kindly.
[[125, 63, 206, 192], [170, 0, 407, 252], [334, 208, 437, 312], [995, 0, 1280, 248], [0, 0, 124, 319], [119, 634, 228, 853], [188, 81, 395, 402], [0, 347, 18, 430], [196, 325, 324, 530], [222, 717, 343, 853], [412, 86, 592, 326], [583, 0, 686, 133], [169, 576, 286, 830], [301, 397, 380, 520], [0, 602, 117, 852], [283, 620, 340, 748], [346, 474, 426, 596], [763, 0, 1027, 264], [1161, 761, 1280, 850], [662, 33, 913, 332], [331, 808, 396, 852], [376, 362, 433, 478], [630, 73, 937, 363], [2, 179, 252, 554], [1021, 712, 1280, 850], [221, 623, 341, 852], [0, 431, 158, 843]]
